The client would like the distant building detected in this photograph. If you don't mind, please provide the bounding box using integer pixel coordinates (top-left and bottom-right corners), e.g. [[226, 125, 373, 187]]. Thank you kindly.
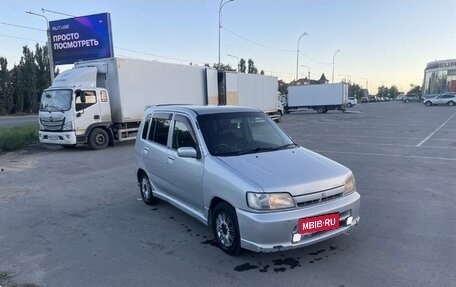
[[290, 73, 329, 86], [423, 59, 456, 99]]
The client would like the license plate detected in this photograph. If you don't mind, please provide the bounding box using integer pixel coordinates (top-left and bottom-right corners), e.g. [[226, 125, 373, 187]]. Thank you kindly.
[[48, 135, 58, 140], [298, 213, 339, 234]]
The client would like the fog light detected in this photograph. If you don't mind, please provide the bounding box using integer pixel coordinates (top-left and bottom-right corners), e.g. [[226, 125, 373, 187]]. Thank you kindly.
[[292, 233, 301, 243], [65, 135, 70, 139], [346, 216, 353, 225]]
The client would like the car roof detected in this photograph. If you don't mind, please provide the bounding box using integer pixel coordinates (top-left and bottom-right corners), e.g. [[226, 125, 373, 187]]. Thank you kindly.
[[144, 105, 260, 116]]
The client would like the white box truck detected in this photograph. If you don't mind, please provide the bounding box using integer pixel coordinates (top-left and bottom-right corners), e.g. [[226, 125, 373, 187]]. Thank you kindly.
[[224, 72, 282, 121], [285, 83, 349, 113], [39, 57, 280, 149], [39, 57, 210, 149]]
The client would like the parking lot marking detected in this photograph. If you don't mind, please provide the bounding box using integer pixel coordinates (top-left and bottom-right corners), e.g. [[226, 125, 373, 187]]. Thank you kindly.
[[313, 150, 456, 162], [416, 111, 456, 147], [314, 141, 456, 150]]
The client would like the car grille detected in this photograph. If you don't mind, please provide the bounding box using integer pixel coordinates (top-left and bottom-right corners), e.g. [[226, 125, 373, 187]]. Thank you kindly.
[[294, 186, 344, 207], [41, 116, 65, 131]]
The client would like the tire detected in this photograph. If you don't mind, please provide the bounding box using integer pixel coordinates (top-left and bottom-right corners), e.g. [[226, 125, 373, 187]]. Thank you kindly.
[[347, 103, 353, 108], [405, 99, 409, 103], [425, 101, 432, 106], [139, 172, 159, 205], [448, 101, 455, 106], [322, 108, 328, 113], [88, 128, 109, 150], [316, 107, 325, 114], [212, 202, 241, 255]]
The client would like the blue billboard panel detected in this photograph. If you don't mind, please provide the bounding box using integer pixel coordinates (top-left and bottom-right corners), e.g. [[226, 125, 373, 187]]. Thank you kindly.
[[50, 13, 114, 65]]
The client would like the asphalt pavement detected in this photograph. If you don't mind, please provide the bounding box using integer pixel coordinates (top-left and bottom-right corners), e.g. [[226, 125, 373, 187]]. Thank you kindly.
[[0, 101, 455, 287], [0, 115, 38, 128]]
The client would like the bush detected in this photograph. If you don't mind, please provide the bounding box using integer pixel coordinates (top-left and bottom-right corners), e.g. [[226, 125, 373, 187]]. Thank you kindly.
[[0, 124, 39, 153]]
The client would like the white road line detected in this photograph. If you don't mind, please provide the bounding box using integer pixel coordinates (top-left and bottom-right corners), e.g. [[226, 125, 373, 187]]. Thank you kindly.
[[313, 150, 456, 162], [308, 141, 456, 150], [416, 111, 456, 147]]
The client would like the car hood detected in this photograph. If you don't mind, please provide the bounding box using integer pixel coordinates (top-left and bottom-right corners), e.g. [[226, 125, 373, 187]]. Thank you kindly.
[[217, 147, 350, 196]]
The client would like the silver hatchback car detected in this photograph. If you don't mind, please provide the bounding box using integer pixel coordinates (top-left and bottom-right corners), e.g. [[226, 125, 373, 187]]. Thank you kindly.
[[135, 105, 360, 255]]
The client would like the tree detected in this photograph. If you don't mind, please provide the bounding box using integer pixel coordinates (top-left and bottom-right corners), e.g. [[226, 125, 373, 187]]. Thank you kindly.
[[247, 59, 258, 74], [407, 85, 421, 95], [348, 83, 364, 99], [19, 46, 38, 113], [212, 63, 235, 71], [377, 85, 389, 98], [239, 58, 246, 73], [0, 57, 12, 114], [389, 85, 399, 99]]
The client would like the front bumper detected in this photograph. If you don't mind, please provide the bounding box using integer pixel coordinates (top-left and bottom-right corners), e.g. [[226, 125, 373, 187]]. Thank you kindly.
[[236, 191, 360, 252], [39, 131, 77, 145]]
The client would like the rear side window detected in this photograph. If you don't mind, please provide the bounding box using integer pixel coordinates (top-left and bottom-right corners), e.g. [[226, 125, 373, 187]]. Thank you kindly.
[[141, 114, 152, 140], [147, 113, 172, 146]]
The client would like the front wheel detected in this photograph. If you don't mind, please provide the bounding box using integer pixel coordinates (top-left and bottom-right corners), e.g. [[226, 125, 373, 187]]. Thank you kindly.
[[316, 107, 325, 113], [212, 202, 241, 255], [425, 101, 432, 106], [88, 128, 109, 150], [448, 101, 455, 106]]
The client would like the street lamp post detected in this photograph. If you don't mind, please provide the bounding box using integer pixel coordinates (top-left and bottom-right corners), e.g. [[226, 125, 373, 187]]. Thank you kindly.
[[362, 77, 368, 91], [331, 49, 340, 84], [26, 11, 54, 82], [227, 54, 240, 71], [218, 0, 234, 69], [296, 32, 308, 81], [301, 65, 310, 81]]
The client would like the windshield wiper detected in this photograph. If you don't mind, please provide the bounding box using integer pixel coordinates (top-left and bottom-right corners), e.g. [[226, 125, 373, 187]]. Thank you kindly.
[[272, 143, 299, 151], [232, 147, 277, 156], [232, 143, 298, 156]]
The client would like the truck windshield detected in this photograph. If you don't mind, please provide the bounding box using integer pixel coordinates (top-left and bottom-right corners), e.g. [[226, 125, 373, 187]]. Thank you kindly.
[[40, 89, 72, 112], [198, 112, 297, 156]]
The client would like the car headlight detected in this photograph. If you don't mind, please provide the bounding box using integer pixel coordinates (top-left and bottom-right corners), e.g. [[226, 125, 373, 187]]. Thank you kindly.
[[62, 121, 73, 131], [246, 192, 295, 210], [343, 174, 356, 196]]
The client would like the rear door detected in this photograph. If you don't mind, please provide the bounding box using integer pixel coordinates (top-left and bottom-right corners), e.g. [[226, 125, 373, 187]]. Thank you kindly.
[[142, 112, 173, 193]]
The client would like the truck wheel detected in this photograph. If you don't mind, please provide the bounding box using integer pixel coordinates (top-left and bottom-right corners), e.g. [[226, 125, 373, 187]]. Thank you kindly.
[[316, 107, 325, 113], [139, 172, 159, 205], [88, 128, 109, 150], [212, 202, 241, 255]]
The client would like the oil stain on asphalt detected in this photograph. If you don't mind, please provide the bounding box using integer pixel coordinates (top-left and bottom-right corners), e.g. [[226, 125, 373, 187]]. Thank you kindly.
[[232, 246, 339, 273]]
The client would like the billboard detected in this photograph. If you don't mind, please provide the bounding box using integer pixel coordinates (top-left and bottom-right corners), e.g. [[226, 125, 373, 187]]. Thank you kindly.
[[50, 13, 114, 65]]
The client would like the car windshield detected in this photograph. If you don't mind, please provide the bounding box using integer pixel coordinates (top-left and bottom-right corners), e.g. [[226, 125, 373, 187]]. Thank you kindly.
[[198, 111, 297, 156], [40, 89, 72, 112]]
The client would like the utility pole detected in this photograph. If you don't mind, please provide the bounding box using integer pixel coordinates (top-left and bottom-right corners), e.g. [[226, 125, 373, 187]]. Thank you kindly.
[[296, 32, 308, 82], [26, 11, 54, 82]]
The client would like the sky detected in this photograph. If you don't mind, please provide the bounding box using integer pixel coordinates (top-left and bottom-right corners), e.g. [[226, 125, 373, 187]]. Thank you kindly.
[[0, 0, 455, 93]]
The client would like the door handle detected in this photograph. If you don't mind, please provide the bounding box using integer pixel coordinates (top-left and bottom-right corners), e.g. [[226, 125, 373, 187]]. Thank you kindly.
[[143, 147, 149, 153], [167, 155, 175, 161]]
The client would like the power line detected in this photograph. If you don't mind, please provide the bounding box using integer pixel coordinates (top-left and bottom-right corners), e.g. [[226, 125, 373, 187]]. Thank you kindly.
[[300, 51, 332, 65], [0, 21, 46, 31], [222, 26, 295, 53], [114, 46, 208, 66], [0, 33, 45, 43]]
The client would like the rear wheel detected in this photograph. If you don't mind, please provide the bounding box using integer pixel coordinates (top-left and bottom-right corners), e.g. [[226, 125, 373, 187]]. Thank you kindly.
[[139, 173, 159, 205], [448, 101, 455, 106], [212, 202, 241, 255], [316, 107, 325, 113], [88, 128, 109, 150]]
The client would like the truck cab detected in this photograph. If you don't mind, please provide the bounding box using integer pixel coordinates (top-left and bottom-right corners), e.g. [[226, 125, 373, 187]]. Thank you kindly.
[[39, 67, 113, 149]]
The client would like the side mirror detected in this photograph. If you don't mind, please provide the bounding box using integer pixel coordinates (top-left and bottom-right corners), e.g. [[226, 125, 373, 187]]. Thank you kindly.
[[80, 93, 86, 103], [177, 147, 198, 158]]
